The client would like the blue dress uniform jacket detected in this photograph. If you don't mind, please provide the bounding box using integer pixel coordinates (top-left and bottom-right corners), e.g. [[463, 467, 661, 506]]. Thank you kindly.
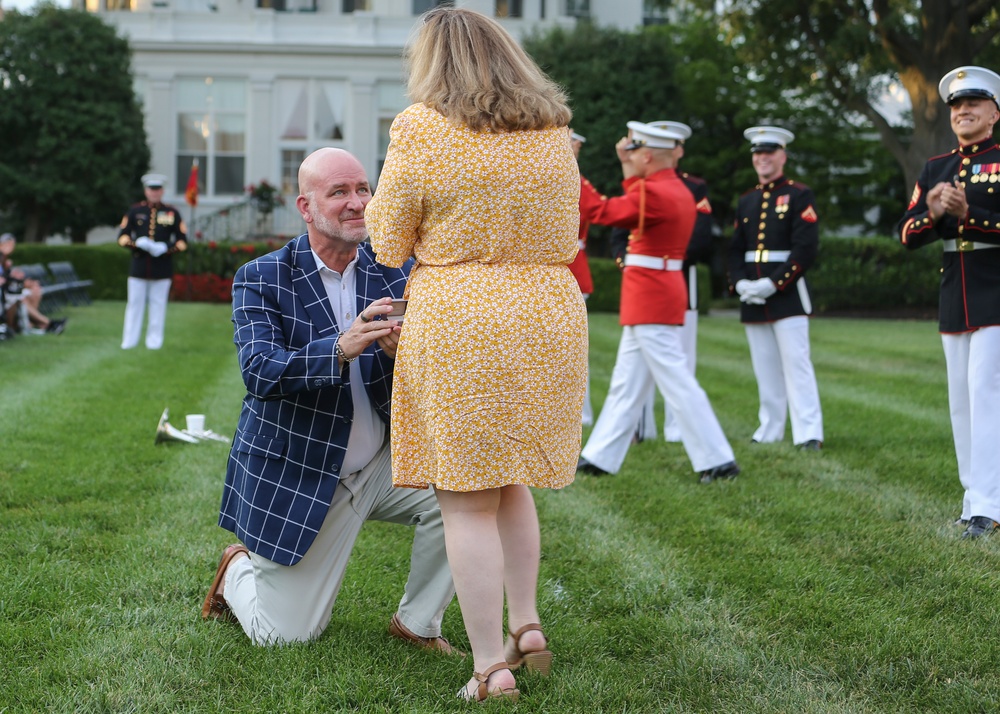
[[117, 201, 187, 280], [218, 236, 411, 567], [727, 177, 819, 323], [896, 137, 1000, 333]]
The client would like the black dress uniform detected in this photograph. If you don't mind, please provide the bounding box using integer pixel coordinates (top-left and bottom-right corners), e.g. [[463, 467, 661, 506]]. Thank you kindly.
[[897, 138, 1000, 332], [727, 177, 818, 322], [896, 65, 1000, 538], [727, 126, 824, 448], [117, 173, 187, 350], [118, 200, 187, 281]]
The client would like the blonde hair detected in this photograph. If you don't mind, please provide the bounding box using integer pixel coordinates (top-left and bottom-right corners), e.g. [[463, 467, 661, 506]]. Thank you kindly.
[[406, 7, 572, 133]]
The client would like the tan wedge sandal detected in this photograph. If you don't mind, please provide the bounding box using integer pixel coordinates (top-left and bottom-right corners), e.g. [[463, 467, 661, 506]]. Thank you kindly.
[[456, 662, 519, 703], [504, 623, 553, 675]]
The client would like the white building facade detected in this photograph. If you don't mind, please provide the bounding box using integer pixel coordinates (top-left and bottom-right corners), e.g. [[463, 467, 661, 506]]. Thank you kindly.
[[80, 0, 645, 235]]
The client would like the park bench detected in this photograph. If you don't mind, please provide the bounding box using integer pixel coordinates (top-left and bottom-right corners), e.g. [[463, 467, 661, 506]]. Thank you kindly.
[[46, 261, 93, 306], [12, 261, 92, 315]]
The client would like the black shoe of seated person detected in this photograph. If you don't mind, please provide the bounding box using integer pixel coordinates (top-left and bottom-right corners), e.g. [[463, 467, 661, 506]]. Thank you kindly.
[[46, 319, 67, 335]]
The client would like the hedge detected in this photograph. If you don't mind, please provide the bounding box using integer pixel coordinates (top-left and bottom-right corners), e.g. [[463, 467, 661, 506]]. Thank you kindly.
[[585, 236, 941, 315], [11, 236, 943, 313]]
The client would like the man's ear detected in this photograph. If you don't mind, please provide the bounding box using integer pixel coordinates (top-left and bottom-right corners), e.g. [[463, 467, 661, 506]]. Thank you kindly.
[[296, 195, 312, 223]]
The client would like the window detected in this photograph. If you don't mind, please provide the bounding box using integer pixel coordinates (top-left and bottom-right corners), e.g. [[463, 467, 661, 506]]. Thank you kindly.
[[413, 0, 452, 15], [342, 0, 370, 10], [495, 0, 521, 18], [642, 0, 669, 25], [275, 80, 348, 194], [280, 150, 307, 196], [565, 0, 589, 18], [176, 77, 247, 198]]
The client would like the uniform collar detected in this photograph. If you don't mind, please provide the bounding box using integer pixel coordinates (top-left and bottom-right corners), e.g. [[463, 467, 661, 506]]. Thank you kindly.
[[958, 137, 997, 156], [756, 176, 787, 191]]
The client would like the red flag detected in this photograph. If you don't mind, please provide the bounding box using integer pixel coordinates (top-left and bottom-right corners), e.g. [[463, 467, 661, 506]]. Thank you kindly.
[[185, 159, 199, 207]]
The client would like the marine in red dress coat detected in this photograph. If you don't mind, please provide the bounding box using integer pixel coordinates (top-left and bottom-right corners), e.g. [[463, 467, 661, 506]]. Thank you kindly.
[[580, 168, 694, 326]]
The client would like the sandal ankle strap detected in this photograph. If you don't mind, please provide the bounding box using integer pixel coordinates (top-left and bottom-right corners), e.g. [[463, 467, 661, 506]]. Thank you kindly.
[[508, 622, 543, 639]]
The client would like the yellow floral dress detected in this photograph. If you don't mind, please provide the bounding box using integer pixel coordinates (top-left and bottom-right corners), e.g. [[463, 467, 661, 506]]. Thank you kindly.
[[366, 103, 588, 492]]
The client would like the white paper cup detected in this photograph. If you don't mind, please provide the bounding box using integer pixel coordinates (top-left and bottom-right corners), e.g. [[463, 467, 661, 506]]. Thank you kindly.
[[186, 414, 206, 434]]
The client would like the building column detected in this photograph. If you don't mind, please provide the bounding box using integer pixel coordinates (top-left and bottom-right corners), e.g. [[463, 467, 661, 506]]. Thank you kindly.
[[147, 74, 175, 198], [349, 79, 377, 181], [248, 75, 276, 189]]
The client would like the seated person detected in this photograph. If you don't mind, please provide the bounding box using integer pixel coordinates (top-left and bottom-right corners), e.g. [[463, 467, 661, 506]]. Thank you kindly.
[[1, 234, 66, 335]]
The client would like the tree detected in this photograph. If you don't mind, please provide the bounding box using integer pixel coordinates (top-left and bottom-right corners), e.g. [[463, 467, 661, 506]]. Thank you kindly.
[[0, 5, 149, 242], [707, 0, 1000, 191], [525, 16, 903, 246]]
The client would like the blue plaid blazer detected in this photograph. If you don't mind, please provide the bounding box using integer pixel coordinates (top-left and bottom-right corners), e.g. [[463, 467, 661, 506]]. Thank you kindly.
[[218, 235, 411, 566]]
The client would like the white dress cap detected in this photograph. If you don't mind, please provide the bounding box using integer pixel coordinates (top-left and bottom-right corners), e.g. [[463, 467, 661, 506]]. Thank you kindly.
[[647, 121, 692, 141], [938, 66, 1000, 107], [141, 173, 168, 188], [744, 126, 795, 153], [626, 120, 686, 149]]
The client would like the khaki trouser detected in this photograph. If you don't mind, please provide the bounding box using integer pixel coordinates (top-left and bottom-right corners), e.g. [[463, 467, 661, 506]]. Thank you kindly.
[[224, 438, 455, 645]]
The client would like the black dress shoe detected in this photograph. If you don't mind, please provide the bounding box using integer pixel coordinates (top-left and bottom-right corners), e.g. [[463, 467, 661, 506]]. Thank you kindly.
[[798, 439, 822, 451], [961, 516, 998, 539], [577, 457, 611, 476], [698, 461, 740, 484]]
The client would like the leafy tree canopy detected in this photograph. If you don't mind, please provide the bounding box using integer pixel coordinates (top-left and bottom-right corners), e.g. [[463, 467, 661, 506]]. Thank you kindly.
[[0, 4, 149, 242], [526, 15, 903, 253], [684, 0, 1000, 190]]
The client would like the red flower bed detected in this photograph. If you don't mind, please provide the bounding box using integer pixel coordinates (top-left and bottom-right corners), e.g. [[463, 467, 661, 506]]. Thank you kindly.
[[171, 273, 234, 303]]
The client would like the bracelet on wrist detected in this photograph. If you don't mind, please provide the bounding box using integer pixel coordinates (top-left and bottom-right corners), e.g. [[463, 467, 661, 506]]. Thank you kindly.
[[335, 338, 356, 366]]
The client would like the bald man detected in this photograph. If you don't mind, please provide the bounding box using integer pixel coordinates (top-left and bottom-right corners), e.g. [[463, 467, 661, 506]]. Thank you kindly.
[[201, 148, 458, 649]]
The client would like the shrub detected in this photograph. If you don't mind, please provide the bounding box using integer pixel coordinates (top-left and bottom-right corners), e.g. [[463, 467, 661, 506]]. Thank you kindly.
[[584, 236, 941, 315]]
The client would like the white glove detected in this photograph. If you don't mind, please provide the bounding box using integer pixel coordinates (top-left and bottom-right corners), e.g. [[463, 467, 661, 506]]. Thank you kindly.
[[752, 278, 777, 299], [134, 237, 154, 252], [148, 242, 169, 257], [740, 293, 766, 305], [735, 279, 752, 297]]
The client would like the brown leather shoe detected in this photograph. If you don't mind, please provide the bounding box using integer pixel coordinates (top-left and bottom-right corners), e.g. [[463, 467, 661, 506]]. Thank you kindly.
[[389, 613, 465, 656], [201, 544, 249, 621]]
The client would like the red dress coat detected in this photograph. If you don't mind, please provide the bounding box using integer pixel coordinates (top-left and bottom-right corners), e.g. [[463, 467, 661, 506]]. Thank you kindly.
[[580, 168, 696, 325], [568, 175, 597, 294]]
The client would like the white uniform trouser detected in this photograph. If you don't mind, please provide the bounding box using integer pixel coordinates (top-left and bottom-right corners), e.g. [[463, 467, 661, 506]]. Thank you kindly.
[[122, 277, 171, 349], [639, 309, 699, 442], [223, 439, 455, 645], [582, 323, 734, 473], [942, 327, 1000, 522], [744, 316, 823, 445]]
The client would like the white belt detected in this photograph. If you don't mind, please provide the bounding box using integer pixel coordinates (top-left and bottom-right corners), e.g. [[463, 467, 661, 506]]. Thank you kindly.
[[623, 254, 684, 271], [942, 239, 1000, 252], [745, 250, 791, 262], [577, 239, 586, 251]]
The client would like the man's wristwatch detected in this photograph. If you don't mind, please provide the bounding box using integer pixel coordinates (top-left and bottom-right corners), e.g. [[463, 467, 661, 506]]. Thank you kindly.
[[335, 338, 356, 365]]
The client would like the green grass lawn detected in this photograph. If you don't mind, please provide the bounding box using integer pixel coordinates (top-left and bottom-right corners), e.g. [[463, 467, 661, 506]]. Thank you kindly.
[[2, 302, 998, 713]]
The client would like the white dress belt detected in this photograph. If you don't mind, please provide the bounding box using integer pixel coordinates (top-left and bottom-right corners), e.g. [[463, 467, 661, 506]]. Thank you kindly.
[[623, 254, 684, 271], [942, 239, 1000, 252], [745, 250, 791, 263]]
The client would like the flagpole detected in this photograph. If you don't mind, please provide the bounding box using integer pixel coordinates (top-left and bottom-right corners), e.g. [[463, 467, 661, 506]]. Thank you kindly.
[[185, 159, 200, 302], [187, 200, 196, 302]]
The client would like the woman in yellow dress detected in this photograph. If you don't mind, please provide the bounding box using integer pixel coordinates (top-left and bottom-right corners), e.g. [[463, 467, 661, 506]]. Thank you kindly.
[[366, 7, 587, 703]]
